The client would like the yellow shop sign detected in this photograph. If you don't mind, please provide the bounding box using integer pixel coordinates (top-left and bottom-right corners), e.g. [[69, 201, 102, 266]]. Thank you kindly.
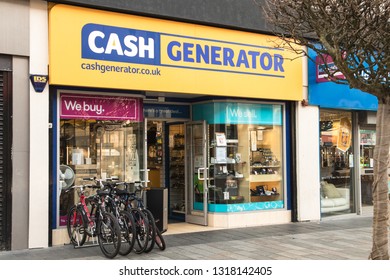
[[49, 5, 302, 100]]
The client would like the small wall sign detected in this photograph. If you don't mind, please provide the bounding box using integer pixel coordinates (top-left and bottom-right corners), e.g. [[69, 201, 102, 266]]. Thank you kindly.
[[315, 55, 345, 83], [30, 74, 48, 92]]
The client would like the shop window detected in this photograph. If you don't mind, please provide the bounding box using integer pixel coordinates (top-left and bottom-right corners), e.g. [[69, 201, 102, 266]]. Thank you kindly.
[[193, 102, 285, 212], [208, 123, 283, 209], [58, 119, 145, 225], [320, 110, 353, 215]]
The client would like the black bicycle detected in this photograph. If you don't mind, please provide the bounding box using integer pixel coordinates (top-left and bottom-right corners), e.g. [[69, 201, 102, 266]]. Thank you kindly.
[[126, 181, 166, 252], [109, 182, 151, 254], [100, 179, 137, 256]]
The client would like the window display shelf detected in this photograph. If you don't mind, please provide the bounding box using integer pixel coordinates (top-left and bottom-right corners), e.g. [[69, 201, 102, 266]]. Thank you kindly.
[[251, 165, 280, 168], [207, 125, 246, 204], [249, 128, 283, 203], [251, 194, 280, 202], [249, 174, 281, 182]]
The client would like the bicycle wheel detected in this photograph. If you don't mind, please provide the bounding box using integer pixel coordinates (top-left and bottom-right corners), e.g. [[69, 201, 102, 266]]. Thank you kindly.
[[97, 211, 121, 259], [130, 208, 149, 254], [143, 209, 156, 253], [118, 210, 136, 256], [67, 205, 87, 247], [155, 226, 166, 251]]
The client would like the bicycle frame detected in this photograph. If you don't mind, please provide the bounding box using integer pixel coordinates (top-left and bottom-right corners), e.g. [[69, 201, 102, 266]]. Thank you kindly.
[[78, 188, 95, 228], [67, 183, 106, 246]]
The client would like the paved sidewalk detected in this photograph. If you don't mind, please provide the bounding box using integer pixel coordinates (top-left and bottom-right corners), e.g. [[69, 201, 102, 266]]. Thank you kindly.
[[0, 213, 376, 260]]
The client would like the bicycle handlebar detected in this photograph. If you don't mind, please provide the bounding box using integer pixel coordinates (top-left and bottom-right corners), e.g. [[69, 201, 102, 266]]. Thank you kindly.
[[64, 183, 100, 193], [82, 177, 147, 185], [82, 177, 96, 181]]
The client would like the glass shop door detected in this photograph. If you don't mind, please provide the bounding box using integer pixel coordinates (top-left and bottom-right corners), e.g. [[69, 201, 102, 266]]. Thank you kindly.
[[185, 121, 208, 226]]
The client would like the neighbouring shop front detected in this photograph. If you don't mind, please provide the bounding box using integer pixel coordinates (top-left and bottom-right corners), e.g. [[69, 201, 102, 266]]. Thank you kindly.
[[308, 49, 379, 217], [48, 4, 303, 244]]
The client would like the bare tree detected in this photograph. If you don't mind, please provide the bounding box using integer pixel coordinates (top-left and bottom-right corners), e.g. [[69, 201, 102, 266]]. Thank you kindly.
[[262, 0, 389, 259]]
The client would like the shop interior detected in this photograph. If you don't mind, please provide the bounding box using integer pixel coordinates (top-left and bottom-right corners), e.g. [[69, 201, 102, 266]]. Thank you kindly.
[[146, 120, 186, 222], [359, 128, 376, 206]]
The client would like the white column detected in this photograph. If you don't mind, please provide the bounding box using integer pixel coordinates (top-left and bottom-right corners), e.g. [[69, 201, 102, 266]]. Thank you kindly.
[[296, 52, 321, 221], [28, 0, 49, 248]]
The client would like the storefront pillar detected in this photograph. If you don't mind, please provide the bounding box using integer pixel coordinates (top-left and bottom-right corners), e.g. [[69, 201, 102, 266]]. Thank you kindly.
[[296, 53, 321, 222], [28, 0, 49, 248], [296, 100, 321, 221]]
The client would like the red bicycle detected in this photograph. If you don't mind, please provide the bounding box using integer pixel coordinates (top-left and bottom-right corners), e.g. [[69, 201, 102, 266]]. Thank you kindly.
[[65, 181, 122, 259]]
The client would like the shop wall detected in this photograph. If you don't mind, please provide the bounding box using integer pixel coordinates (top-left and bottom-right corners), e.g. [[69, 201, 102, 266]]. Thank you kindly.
[[0, 0, 31, 250], [0, 0, 30, 56], [47, 0, 270, 32]]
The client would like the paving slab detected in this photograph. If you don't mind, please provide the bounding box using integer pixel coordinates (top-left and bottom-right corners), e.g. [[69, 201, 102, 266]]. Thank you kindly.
[[0, 214, 379, 260]]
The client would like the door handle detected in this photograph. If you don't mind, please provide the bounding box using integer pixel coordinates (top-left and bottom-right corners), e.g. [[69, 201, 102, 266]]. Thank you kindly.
[[197, 167, 205, 181], [197, 167, 210, 181]]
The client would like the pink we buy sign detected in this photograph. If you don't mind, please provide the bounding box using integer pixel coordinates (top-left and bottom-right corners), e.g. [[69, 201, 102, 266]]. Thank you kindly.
[[60, 93, 143, 121]]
